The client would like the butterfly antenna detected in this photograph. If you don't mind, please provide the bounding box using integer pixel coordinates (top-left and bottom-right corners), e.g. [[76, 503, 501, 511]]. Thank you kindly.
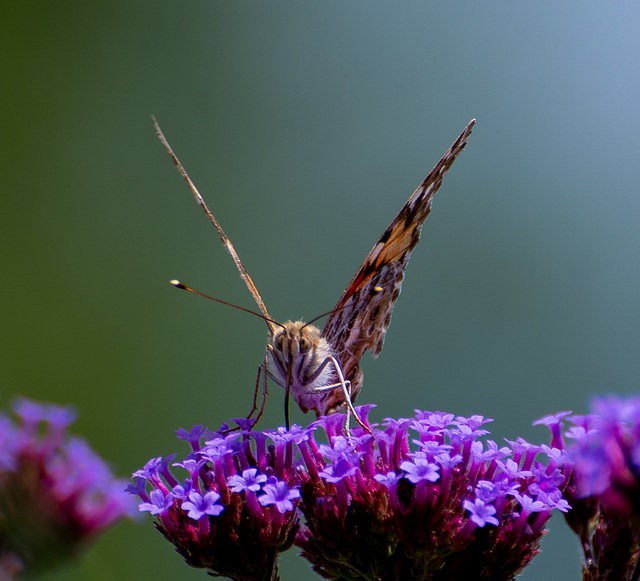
[[153, 116, 273, 331], [170, 280, 285, 330]]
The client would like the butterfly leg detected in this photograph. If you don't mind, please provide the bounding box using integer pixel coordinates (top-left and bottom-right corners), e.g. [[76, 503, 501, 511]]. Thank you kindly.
[[245, 354, 270, 429], [327, 356, 372, 436], [308, 356, 371, 435]]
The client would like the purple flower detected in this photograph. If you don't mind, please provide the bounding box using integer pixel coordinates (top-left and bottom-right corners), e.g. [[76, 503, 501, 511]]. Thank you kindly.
[[533, 411, 572, 450], [374, 471, 401, 489], [400, 458, 440, 483], [258, 479, 300, 514], [295, 407, 567, 580], [0, 398, 133, 577], [175, 424, 211, 451], [139, 489, 174, 515], [514, 492, 545, 515], [547, 396, 640, 580], [227, 468, 267, 493], [475, 480, 499, 503], [463, 498, 499, 527], [319, 457, 359, 483], [131, 419, 300, 579], [134, 406, 573, 581], [182, 491, 224, 520], [170, 478, 194, 500]]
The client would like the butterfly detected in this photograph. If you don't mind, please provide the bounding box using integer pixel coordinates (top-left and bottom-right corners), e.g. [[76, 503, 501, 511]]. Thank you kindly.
[[154, 117, 475, 429]]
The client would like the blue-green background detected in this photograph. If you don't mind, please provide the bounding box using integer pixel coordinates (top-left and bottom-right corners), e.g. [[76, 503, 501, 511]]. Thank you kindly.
[[3, 2, 640, 579]]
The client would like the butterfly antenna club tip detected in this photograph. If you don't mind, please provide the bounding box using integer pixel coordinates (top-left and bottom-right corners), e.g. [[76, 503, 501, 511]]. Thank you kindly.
[[170, 279, 187, 290]]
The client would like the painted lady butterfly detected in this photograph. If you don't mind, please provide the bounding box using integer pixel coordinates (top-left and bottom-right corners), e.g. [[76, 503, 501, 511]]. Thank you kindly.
[[155, 118, 475, 427]]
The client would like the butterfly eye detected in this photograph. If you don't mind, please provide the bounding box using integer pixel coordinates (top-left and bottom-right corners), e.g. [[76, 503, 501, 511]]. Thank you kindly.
[[299, 336, 311, 353], [275, 334, 285, 351]]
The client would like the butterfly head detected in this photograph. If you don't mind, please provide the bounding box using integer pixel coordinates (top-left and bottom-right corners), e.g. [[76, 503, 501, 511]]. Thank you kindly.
[[267, 320, 336, 411], [269, 320, 323, 367]]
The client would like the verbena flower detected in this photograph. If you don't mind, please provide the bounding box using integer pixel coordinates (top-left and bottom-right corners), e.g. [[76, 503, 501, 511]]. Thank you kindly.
[[548, 396, 640, 580], [131, 406, 571, 580], [0, 398, 134, 578], [297, 406, 569, 580], [128, 423, 302, 581]]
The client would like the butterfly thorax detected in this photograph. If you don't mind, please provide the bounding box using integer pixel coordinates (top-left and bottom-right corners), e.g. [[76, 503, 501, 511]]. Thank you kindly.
[[267, 320, 337, 414]]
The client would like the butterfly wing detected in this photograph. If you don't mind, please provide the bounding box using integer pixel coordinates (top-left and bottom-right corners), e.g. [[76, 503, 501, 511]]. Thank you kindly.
[[319, 119, 476, 414]]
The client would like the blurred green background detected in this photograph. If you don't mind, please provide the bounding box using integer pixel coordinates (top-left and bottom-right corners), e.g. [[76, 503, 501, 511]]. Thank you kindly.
[[3, 1, 640, 579]]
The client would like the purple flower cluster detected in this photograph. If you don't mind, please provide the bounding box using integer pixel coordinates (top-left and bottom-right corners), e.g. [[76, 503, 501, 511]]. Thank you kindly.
[[549, 396, 640, 580], [0, 398, 134, 577], [129, 422, 303, 580], [131, 405, 571, 580], [298, 405, 569, 580]]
